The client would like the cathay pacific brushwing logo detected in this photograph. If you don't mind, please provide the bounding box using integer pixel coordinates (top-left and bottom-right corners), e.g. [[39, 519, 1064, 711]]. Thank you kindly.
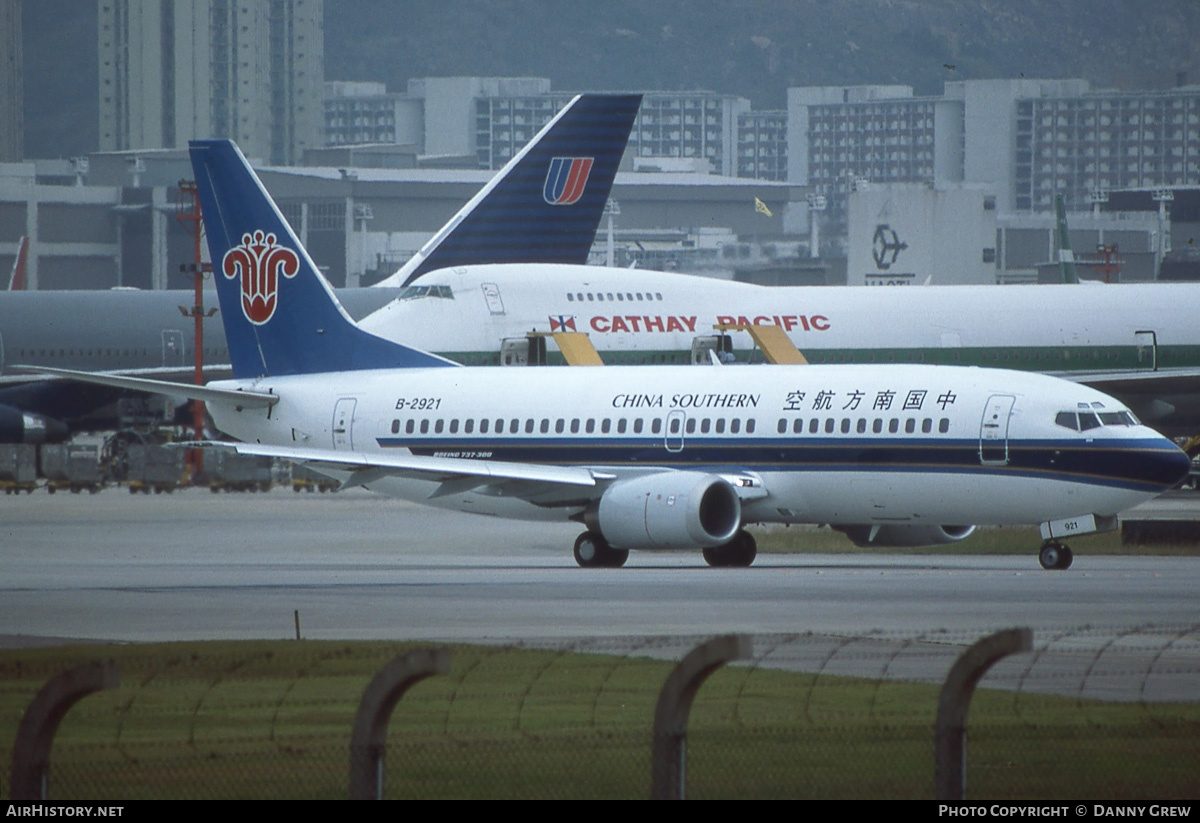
[[222, 230, 300, 325]]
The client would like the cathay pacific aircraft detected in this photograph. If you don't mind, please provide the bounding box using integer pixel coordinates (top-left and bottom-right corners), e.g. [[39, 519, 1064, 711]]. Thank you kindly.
[[29, 141, 1190, 571]]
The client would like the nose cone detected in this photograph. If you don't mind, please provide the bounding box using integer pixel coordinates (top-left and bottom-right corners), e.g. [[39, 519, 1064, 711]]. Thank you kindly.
[[1132, 439, 1193, 491]]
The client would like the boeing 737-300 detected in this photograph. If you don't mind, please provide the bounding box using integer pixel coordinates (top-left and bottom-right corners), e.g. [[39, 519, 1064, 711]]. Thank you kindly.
[[29, 140, 1191, 572]]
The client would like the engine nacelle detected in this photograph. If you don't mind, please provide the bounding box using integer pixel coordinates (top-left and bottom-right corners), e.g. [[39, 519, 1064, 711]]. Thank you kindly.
[[836, 524, 976, 548], [591, 472, 741, 549], [0, 404, 69, 444]]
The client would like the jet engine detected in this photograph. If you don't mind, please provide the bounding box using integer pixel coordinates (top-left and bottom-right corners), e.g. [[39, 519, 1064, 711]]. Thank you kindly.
[[836, 524, 976, 548], [0, 405, 69, 444], [590, 472, 741, 549]]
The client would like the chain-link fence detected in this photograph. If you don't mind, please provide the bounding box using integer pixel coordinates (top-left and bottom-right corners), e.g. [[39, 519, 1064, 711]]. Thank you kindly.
[[3, 626, 1198, 799]]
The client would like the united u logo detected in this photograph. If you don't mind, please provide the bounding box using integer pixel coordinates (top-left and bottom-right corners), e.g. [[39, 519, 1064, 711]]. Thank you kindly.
[[543, 157, 594, 205]]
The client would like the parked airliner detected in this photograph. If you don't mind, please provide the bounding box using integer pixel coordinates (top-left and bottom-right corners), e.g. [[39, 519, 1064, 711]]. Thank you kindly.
[[357, 264, 1200, 437], [29, 140, 1190, 571], [0, 94, 640, 443]]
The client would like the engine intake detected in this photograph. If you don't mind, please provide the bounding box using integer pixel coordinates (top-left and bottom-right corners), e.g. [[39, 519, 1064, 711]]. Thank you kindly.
[[591, 472, 741, 549], [836, 524, 976, 548]]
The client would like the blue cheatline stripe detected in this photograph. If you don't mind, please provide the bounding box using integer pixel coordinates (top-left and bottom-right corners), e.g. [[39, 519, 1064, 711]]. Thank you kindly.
[[371, 435, 1186, 493]]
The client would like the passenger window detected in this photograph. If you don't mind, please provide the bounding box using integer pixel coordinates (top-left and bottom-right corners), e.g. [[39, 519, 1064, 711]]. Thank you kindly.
[[480, 419, 490, 434], [746, 419, 756, 434], [778, 419, 787, 434], [652, 419, 662, 434], [731, 419, 741, 434], [889, 419, 899, 433], [617, 419, 628, 434], [716, 419, 726, 434], [524, 419, 535, 434], [857, 418, 867, 434], [922, 418, 932, 433], [939, 418, 950, 434], [701, 419, 711, 434], [905, 419, 916, 433], [602, 419, 612, 434], [669, 418, 681, 434], [840, 418, 851, 434], [391, 419, 400, 434], [540, 419, 550, 434], [406, 420, 415, 434], [793, 419, 804, 434], [510, 419, 520, 434], [686, 418, 696, 434], [633, 419, 644, 434], [809, 419, 819, 434], [586, 419, 596, 434], [420, 419, 430, 434], [873, 419, 883, 434], [555, 419, 564, 434], [825, 418, 835, 434], [435, 420, 444, 434], [449, 419, 459, 434], [570, 419, 580, 434]]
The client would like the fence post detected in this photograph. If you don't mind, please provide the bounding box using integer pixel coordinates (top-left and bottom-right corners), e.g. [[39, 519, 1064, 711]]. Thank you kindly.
[[10, 660, 120, 800], [349, 648, 451, 800], [651, 634, 752, 800], [935, 628, 1033, 800]]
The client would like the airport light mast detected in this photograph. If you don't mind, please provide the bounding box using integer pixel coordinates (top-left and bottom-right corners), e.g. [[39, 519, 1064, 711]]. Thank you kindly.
[[175, 180, 216, 480]]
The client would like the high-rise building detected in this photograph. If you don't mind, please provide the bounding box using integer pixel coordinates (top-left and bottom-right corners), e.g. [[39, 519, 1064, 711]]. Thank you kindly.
[[99, 0, 322, 165], [0, 0, 22, 162]]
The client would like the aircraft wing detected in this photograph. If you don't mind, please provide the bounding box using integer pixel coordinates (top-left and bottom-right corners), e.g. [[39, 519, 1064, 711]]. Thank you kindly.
[[1065, 367, 1200, 394], [10, 366, 278, 408], [190, 441, 767, 508], [192, 440, 609, 505]]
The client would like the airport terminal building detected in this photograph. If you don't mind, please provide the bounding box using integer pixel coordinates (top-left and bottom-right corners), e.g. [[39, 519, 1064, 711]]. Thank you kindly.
[[3, 59, 1200, 289]]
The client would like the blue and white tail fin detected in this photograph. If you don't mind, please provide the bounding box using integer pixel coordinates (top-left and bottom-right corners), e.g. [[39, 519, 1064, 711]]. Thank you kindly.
[[379, 93, 642, 287], [189, 139, 456, 379]]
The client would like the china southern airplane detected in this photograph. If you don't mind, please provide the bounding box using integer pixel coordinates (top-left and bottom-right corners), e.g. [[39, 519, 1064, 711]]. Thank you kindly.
[[29, 140, 1191, 571], [0, 94, 640, 443]]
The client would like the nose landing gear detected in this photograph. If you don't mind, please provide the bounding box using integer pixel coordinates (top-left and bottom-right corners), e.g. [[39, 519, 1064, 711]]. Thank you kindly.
[[1038, 540, 1074, 570]]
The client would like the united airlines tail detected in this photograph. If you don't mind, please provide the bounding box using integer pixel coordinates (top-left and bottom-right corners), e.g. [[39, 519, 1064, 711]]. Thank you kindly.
[[189, 139, 455, 379], [382, 93, 642, 287]]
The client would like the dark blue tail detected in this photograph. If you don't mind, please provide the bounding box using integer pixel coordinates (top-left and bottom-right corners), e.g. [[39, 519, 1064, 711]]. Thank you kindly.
[[189, 139, 456, 379], [395, 93, 641, 285]]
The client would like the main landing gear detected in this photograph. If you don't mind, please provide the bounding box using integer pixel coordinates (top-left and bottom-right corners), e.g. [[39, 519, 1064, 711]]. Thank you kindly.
[[573, 532, 629, 568], [702, 530, 758, 568], [1038, 540, 1074, 571], [571, 530, 760, 568]]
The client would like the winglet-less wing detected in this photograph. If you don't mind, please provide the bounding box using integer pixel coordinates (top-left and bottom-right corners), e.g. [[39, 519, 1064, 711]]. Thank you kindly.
[[186, 440, 607, 498], [11, 365, 278, 408]]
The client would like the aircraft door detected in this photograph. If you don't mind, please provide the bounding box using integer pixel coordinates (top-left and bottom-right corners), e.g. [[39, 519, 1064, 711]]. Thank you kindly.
[[1135, 330, 1157, 371], [481, 282, 505, 315], [979, 394, 1015, 465], [161, 330, 185, 367], [332, 398, 357, 450], [664, 410, 685, 453]]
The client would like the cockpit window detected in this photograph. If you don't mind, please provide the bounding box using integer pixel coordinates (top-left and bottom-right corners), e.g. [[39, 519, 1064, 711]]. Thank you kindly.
[[397, 285, 454, 301], [1055, 412, 1079, 431], [1056, 409, 1138, 430]]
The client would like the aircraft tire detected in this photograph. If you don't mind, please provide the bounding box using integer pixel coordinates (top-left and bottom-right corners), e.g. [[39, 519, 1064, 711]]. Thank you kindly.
[[703, 531, 757, 568], [574, 532, 628, 568], [1038, 541, 1073, 571]]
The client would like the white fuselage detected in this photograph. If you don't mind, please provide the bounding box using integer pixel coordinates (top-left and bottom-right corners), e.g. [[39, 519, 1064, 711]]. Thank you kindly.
[[209, 363, 1184, 532]]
